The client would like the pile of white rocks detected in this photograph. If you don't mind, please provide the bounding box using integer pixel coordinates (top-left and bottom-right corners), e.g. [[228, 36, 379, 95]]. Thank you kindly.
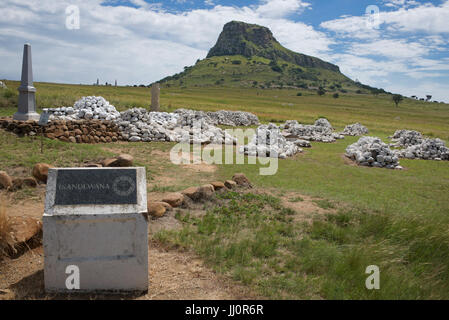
[[45, 96, 121, 121], [390, 130, 423, 147], [239, 123, 303, 158], [174, 109, 259, 127], [281, 119, 344, 143], [118, 108, 236, 144], [206, 110, 260, 127], [345, 136, 402, 169], [0, 81, 7, 89], [341, 123, 369, 136], [394, 138, 449, 161]]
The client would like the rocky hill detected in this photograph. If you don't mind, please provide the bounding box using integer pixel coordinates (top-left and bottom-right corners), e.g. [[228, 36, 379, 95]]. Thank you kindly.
[[207, 21, 339, 72], [159, 21, 384, 94]]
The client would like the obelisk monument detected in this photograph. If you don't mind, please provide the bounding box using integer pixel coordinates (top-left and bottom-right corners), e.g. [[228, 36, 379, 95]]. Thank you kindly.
[[150, 83, 160, 111], [14, 44, 40, 121]]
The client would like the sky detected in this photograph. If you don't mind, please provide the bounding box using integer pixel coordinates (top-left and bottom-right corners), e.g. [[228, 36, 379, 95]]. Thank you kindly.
[[0, 0, 448, 102]]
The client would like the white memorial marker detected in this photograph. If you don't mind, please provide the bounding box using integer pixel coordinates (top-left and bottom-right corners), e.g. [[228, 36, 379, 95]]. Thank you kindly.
[[43, 167, 148, 293]]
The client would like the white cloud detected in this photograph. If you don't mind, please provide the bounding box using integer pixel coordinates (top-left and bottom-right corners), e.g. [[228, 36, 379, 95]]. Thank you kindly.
[[0, 0, 332, 86], [255, 0, 311, 19], [321, 1, 449, 36]]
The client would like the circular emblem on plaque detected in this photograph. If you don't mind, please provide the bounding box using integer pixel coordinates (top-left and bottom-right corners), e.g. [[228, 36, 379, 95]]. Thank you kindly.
[[112, 175, 136, 197]]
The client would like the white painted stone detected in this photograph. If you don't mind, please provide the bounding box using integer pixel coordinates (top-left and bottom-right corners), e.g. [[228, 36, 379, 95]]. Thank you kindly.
[[43, 167, 148, 293]]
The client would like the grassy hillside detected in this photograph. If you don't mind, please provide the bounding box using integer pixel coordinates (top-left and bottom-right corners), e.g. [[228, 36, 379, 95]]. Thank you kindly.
[[159, 55, 366, 92]]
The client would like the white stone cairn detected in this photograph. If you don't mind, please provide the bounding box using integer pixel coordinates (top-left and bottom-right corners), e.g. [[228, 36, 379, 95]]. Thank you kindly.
[[394, 138, 449, 161], [119, 108, 236, 145], [45, 96, 120, 121], [341, 123, 369, 136], [345, 136, 402, 169], [281, 118, 344, 143], [206, 110, 260, 126], [239, 123, 303, 159], [390, 129, 423, 147]]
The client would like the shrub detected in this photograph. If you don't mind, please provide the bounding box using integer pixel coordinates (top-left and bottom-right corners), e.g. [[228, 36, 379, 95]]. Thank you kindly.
[[317, 88, 326, 96], [333, 93, 339, 99], [297, 92, 302, 96], [232, 60, 242, 65]]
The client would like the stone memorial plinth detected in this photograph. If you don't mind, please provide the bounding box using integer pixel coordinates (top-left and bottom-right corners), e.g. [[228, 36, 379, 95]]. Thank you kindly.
[[43, 167, 148, 293]]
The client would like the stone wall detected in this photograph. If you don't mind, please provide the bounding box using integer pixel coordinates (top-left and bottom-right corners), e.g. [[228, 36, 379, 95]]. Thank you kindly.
[[0, 118, 123, 144]]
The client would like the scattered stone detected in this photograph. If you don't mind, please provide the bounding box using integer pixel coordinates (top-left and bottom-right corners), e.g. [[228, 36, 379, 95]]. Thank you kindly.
[[210, 181, 225, 190], [11, 178, 24, 191], [10, 177, 37, 191], [181, 185, 215, 201], [224, 180, 237, 189], [0, 171, 13, 190], [101, 158, 117, 167], [232, 173, 252, 188], [113, 154, 134, 167], [162, 192, 184, 208], [147, 201, 167, 218], [198, 184, 215, 200], [22, 177, 38, 188], [31, 163, 54, 183], [159, 201, 172, 211], [345, 137, 402, 169], [341, 123, 368, 136], [181, 186, 200, 200]]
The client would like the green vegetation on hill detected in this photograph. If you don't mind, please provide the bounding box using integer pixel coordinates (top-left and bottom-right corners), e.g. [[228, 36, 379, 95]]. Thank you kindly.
[[159, 21, 387, 95]]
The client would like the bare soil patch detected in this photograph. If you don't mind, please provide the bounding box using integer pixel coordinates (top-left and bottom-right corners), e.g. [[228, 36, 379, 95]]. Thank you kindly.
[[0, 239, 259, 300]]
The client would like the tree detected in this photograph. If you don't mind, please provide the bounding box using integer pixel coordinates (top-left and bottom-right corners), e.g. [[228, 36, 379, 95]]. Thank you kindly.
[[392, 94, 404, 107]]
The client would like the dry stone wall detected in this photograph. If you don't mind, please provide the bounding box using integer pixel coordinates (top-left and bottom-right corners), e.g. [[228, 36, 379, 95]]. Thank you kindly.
[[0, 118, 122, 143]]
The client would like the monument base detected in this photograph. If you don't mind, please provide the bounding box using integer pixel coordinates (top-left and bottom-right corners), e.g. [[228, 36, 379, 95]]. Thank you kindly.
[[13, 112, 40, 121], [43, 212, 148, 293]]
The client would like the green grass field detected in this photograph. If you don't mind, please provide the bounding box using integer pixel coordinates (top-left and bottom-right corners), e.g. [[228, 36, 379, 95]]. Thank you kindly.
[[1, 80, 448, 299]]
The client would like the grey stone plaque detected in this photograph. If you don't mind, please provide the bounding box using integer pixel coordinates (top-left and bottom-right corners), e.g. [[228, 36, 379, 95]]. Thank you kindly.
[[54, 169, 137, 205], [38, 112, 50, 126]]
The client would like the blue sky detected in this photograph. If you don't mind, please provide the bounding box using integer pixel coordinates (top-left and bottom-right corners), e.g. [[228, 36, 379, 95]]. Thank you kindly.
[[1, 0, 448, 101]]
